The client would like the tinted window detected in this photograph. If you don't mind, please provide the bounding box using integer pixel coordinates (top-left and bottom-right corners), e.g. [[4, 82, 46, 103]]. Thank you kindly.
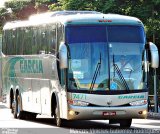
[[108, 26, 145, 43], [66, 25, 107, 44]]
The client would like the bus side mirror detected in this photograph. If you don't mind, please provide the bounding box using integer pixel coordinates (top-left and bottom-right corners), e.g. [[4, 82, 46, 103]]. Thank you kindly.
[[149, 42, 159, 68], [59, 42, 68, 69]]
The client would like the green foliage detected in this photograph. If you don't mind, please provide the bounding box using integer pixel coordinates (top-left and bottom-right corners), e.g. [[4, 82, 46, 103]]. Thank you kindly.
[[35, 0, 52, 8], [5, 0, 31, 12], [0, 8, 12, 26], [48, 2, 62, 11], [0, 26, 2, 34], [35, 0, 57, 9], [49, 0, 97, 11], [35, 0, 52, 3], [0, 8, 9, 17]]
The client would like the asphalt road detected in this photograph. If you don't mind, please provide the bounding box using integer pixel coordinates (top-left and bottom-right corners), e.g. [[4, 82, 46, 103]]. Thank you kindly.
[[0, 102, 160, 134]]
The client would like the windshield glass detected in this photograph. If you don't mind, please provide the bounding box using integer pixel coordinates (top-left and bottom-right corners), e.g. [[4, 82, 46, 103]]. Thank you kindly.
[[108, 26, 145, 90], [66, 25, 145, 91]]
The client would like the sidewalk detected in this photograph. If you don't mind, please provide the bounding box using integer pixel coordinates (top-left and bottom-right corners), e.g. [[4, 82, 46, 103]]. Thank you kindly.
[[148, 112, 160, 119], [147, 107, 160, 119]]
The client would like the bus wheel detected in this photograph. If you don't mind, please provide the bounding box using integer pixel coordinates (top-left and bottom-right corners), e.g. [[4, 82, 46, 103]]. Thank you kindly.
[[54, 106, 62, 127], [120, 119, 132, 128], [11, 100, 15, 114], [14, 94, 23, 119]]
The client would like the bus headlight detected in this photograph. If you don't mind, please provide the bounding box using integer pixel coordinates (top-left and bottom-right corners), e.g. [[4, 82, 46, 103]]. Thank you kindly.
[[129, 99, 147, 106], [68, 100, 89, 106]]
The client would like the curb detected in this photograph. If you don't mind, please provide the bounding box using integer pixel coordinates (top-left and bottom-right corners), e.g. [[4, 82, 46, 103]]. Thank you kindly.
[[147, 112, 160, 119]]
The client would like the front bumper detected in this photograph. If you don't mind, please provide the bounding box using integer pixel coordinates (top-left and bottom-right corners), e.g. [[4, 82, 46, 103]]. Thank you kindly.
[[67, 104, 148, 120]]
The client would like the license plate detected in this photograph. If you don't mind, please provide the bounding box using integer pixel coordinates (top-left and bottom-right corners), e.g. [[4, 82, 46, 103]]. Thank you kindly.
[[103, 112, 116, 116]]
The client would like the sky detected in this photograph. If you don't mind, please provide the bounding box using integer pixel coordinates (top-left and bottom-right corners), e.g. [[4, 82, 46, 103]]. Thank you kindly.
[[0, 0, 11, 8], [0, 0, 5, 8]]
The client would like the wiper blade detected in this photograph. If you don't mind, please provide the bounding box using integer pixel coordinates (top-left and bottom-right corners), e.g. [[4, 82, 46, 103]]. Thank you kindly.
[[113, 63, 130, 90], [90, 53, 101, 91], [112, 54, 129, 90]]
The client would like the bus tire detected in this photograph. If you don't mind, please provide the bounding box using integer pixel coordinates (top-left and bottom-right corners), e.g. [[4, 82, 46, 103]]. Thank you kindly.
[[11, 101, 14, 114], [54, 105, 62, 127], [14, 94, 24, 119], [10, 89, 14, 113], [120, 119, 132, 128]]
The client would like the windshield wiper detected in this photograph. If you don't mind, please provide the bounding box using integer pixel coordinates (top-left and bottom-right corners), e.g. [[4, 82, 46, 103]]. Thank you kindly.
[[112, 55, 129, 90], [90, 53, 101, 91]]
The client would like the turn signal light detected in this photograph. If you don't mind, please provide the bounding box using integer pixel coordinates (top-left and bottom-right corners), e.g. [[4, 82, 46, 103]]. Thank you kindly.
[[138, 110, 147, 115]]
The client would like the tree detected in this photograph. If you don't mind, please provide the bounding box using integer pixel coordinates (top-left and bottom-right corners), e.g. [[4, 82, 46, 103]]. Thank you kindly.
[[4, 0, 35, 20], [48, 2, 62, 11], [3, 0, 56, 20], [49, 0, 97, 11], [0, 8, 12, 34], [34, 0, 56, 13], [0, 0, 56, 33]]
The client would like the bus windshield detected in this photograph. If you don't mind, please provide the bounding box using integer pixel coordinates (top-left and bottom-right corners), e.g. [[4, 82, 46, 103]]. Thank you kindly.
[[66, 25, 145, 91]]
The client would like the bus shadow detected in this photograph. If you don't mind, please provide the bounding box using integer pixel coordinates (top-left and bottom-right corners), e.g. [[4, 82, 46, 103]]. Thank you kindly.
[[61, 120, 118, 129], [19, 116, 150, 132], [29, 117, 131, 129]]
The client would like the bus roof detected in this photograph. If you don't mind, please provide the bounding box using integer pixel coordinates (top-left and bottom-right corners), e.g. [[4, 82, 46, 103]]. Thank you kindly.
[[3, 11, 143, 30]]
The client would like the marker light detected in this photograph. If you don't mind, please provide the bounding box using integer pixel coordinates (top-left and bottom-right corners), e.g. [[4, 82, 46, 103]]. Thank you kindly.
[[68, 100, 89, 106], [142, 110, 147, 115], [98, 20, 112, 22], [138, 110, 147, 115], [69, 110, 75, 116], [129, 99, 147, 106]]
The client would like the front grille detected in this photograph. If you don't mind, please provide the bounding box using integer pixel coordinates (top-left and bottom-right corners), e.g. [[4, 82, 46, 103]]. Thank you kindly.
[[88, 103, 130, 107]]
